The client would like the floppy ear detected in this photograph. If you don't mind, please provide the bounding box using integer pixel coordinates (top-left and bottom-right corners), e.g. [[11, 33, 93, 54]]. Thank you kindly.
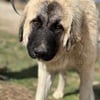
[[63, 16, 82, 51], [19, 16, 26, 42]]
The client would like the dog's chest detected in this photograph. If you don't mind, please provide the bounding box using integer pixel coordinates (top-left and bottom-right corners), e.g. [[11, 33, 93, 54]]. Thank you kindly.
[[45, 45, 84, 73], [45, 52, 76, 73]]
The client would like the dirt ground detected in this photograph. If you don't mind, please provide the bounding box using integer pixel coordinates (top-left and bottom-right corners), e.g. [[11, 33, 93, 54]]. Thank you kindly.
[[0, 82, 34, 100]]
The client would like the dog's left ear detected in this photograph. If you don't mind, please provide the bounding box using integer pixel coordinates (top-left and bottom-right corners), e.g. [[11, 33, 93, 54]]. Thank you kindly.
[[19, 21, 24, 42], [63, 16, 82, 51], [19, 16, 26, 42]]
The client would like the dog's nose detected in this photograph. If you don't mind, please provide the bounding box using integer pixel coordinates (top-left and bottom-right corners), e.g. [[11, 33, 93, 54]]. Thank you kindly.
[[33, 47, 47, 57]]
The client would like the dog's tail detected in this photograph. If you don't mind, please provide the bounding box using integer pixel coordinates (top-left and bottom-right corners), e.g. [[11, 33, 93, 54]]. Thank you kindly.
[[10, 0, 20, 15]]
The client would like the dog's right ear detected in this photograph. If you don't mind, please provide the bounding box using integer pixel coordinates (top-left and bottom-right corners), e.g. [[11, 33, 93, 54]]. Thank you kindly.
[[19, 16, 26, 42], [63, 12, 82, 51]]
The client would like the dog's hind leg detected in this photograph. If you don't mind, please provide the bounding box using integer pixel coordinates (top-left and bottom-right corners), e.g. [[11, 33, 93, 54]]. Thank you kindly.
[[35, 62, 54, 100], [53, 72, 66, 99]]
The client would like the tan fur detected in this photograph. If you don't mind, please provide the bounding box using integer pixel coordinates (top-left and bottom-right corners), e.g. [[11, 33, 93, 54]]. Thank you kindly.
[[20, 0, 98, 100]]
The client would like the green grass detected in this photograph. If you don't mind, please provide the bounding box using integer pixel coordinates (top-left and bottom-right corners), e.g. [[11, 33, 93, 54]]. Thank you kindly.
[[0, 31, 36, 89], [0, 31, 100, 100]]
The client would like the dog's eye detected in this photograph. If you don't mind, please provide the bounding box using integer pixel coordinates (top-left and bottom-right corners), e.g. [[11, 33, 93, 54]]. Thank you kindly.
[[55, 24, 63, 30], [30, 17, 42, 28], [50, 22, 64, 33]]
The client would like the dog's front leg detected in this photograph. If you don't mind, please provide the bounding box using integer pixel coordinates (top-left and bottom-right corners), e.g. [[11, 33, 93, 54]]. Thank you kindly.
[[35, 62, 53, 100], [79, 66, 95, 100], [53, 72, 66, 99]]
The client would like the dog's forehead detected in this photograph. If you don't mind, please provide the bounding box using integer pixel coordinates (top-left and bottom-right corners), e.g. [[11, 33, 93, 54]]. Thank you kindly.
[[27, 1, 63, 22], [48, 1, 63, 21], [39, 1, 63, 21]]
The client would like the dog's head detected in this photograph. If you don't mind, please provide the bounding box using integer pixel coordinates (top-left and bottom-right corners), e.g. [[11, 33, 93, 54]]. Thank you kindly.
[[19, 0, 82, 61]]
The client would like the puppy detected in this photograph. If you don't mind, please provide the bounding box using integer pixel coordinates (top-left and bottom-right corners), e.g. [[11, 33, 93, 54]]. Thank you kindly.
[[11, 0, 98, 100]]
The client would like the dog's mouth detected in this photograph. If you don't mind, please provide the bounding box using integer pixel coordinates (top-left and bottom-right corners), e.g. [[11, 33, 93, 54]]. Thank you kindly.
[[29, 52, 53, 61], [27, 46, 57, 61], [28, 51, 56, 61]]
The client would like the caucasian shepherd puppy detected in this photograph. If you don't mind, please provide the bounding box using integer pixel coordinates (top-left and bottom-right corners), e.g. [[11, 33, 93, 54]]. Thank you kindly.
[[11, 0, 98, 100]]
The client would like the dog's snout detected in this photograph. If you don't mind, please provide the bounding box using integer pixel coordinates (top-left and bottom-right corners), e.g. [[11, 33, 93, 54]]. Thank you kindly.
[[34, 47, 47, 57]]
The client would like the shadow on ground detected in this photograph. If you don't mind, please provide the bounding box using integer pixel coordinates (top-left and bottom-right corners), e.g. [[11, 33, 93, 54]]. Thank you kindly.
[[94, 84, 100, 100], [64, 89, 79, 97], [0, 64, 38, 80], [63, 85, 100, 100]]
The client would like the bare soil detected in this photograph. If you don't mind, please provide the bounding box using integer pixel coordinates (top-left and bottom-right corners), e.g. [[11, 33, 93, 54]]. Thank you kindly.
[[0, 82, 34, 100]]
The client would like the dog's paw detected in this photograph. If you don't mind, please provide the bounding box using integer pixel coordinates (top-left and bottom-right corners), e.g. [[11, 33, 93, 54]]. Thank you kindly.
[[53, 91, 64, 99]]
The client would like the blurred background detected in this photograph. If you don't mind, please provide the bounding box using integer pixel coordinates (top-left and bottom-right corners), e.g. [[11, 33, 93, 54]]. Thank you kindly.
[[0, 0, 100, 100]]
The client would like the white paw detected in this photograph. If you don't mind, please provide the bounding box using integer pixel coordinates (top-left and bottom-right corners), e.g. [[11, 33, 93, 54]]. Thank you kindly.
[[53, 91, 64, 99]]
